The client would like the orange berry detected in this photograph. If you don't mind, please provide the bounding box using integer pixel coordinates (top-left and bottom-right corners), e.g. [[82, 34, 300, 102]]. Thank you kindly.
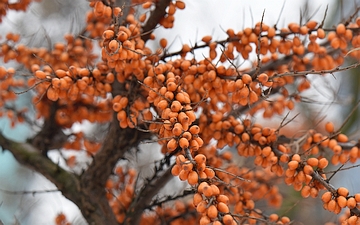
[[262, 146, 272, 157], [317, 28, 325, 39], [180, 60, 191, 71], [280, 216, 290, 224], [301, 185, 311, 198], [179, 137, 189, 149], [190, 140, 200, 151], [167, 138, 178, 151], [159, 38, 168, 48], [327, 199, 336, 212], [182, 161, 193, 171], [187, 170, 199, 185], [212, 221, 222, 225], [171, 164, 181, 176], [217, 195, 229, 205], [336, 23, 346, 35], [196, 200, 207, 213], [35, 70, 47, 79], [337, 195, 347, 208], [193, 193, 203, 206], [355, 193, 360, 202], [325, 122, 334, 133], [337, 133, 348, 143], [206, 205, 218, 219], [194, 154, 206, 164], [337, 187, 349, 197], [321, 191, 332, 203], [178, 112, 189, 124], [103, 30, 114, 39], [292, 154, 301, 162], [198, 182, 209, 193], [171, 100, 182, 112], [210, 184, 220, 196], [172, 123, 183, 136], [222, 214, 234, 225], [199, 216, 211, 225], [176, 155, 186, 165], [217, 202, 229, 213], [178, 169, 189, 181], [303, 164, 314, 175], [175, 1, 185, 9], [117, 31, 128, 42], [201, 35, 212, 43], [318, 158, 328, 169], [306, 158, 318, 167], [204, 168, 215, 179], [306, 20, 318, 29], [257, 73, 268, 84], [189, 125, 200, 134], [109, 40, 119, 51], [241, 74, 252, 84], [47, 86, 59, 101], [157, 100, 168, 110], [347, 197, 356, 209], [288, 22, 300, 33], [287, 160, 299, 170], [348, 216, 358, 225], [202, 185, 213, 197]]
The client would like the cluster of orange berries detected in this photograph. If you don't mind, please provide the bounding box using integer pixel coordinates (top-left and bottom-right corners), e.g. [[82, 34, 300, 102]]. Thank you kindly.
[[158, 0, 185, 28], [106, 167, 137, 223], [321, 187, 360, 216], [202, 18, 360, 72], [284, 153, 327, 196], [140, 62, 203, 154], [101, 25, 149, 78], [214, 164, 284, 220], [171, 154, 215, 185], [0, 66, 24, 124], [195, 187, 235, 225], [2, 33, 95, 71], [339, 208, 360, 225], [29, 63, 114, 125], [112, 94, 151, 129], [86, 1, 112, 38]]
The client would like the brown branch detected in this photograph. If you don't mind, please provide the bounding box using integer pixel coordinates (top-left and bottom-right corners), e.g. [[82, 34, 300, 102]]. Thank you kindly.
[[269, 62, 360, 79], [78, 76, 152, 224], [124, 167, 174, 225], [0, 133, 81, 197], [141, 0, 172, 42], [0, 132, 123, 224]]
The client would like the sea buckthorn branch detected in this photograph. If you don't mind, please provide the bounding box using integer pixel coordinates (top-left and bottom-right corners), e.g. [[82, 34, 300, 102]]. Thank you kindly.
[[0, 187, 60, 195], [29, 101, 68, 156], [269, 61, 360, 79], [144, 188, 196, 210], [5, 1, 360, 225], [0, 133, 103, 223], [123, 167, 173, 225], [141, 0, 172, 42]]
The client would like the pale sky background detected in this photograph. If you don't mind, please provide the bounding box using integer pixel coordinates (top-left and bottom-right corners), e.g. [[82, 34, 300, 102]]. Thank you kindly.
[[2, 0, 359, 224]]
